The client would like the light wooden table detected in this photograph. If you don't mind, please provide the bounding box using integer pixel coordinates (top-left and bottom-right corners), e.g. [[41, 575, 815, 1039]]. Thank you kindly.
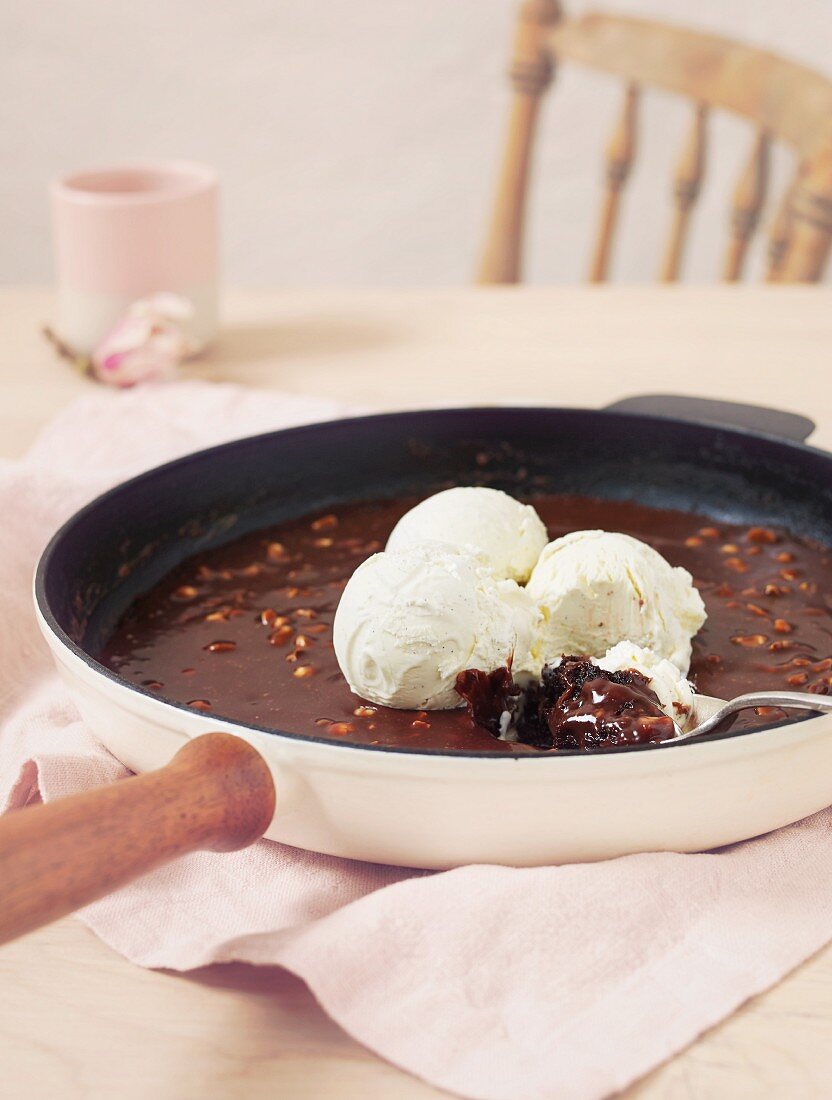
[[2, 286, 832, 1099]]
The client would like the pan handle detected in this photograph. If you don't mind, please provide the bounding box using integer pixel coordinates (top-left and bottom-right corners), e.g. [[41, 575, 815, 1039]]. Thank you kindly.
[[0, 733, 275, 947], [605, 394, 815, 443]]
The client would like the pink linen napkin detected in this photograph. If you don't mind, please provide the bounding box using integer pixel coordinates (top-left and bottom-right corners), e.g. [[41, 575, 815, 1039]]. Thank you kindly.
[[2, 381, 832, 1100]]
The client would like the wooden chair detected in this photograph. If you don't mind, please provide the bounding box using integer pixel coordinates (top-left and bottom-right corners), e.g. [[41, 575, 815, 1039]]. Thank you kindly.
[[478, 3, 832, 283]]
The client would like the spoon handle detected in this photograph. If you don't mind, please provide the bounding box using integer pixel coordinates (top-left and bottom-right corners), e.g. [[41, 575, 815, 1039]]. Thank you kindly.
[[684, 690, 832, 741]]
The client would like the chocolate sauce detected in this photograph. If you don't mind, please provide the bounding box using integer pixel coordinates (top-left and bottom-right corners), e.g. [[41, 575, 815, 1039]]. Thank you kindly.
[[454, 666, 520, 739], [455, 659, 677, 751], [98, 495, 832, 754]]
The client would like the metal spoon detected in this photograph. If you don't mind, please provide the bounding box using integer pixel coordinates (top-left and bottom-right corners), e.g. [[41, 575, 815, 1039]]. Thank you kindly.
[[674, 691, 832, 742]]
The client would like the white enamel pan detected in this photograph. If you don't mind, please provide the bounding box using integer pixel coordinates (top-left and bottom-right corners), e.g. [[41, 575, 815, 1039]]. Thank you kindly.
[[3, 396, 831, 944]]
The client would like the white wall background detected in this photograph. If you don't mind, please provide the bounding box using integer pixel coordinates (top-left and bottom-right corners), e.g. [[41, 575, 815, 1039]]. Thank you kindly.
[[2, 0, 831, 286]]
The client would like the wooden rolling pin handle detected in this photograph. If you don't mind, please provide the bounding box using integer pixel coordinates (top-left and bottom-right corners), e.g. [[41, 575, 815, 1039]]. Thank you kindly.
[[0, 733, 276, 947]]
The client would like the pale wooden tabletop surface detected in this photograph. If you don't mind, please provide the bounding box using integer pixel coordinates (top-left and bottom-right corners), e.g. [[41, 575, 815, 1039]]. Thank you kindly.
[[2, 285, 832, 1099]]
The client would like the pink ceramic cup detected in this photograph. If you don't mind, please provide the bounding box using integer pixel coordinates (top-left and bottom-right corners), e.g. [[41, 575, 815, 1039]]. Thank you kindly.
[[51, 160, 219, 354]]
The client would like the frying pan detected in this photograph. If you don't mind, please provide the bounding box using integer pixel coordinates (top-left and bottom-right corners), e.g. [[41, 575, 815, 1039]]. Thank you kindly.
[[3, 394, 832, 945]]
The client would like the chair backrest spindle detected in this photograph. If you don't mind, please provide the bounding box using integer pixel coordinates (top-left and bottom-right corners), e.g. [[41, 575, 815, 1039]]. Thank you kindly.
[[724, 131, 770, 281], [589, 83, 639, 282], [660, 105, 707, 281], [766, 181, 796, 281], [779, 150, 832, 281]]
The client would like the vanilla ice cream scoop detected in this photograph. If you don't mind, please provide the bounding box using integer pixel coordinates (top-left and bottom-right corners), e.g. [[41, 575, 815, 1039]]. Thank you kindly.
[[595, 641, 695, 730], [334, 542, 541, 709], [386, 487, 548, 583], [527, 530, 706, 673]]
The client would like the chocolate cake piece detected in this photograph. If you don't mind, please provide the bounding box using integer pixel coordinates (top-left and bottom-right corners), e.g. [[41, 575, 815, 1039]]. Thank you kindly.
[[456, 657, 677, 751]]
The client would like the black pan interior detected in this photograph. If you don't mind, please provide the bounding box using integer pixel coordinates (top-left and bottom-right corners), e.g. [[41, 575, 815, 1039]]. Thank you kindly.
[[38, 405, 832, 698]]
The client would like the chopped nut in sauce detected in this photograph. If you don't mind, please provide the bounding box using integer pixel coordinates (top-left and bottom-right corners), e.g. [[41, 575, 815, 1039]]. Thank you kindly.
[[747, 527, 778, 544], [311, 514, 339, 532], [724, 557, 748, 573]]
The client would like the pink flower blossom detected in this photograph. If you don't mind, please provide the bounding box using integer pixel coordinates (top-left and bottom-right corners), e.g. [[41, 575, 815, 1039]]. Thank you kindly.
[[91, 293, 197, 387]]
